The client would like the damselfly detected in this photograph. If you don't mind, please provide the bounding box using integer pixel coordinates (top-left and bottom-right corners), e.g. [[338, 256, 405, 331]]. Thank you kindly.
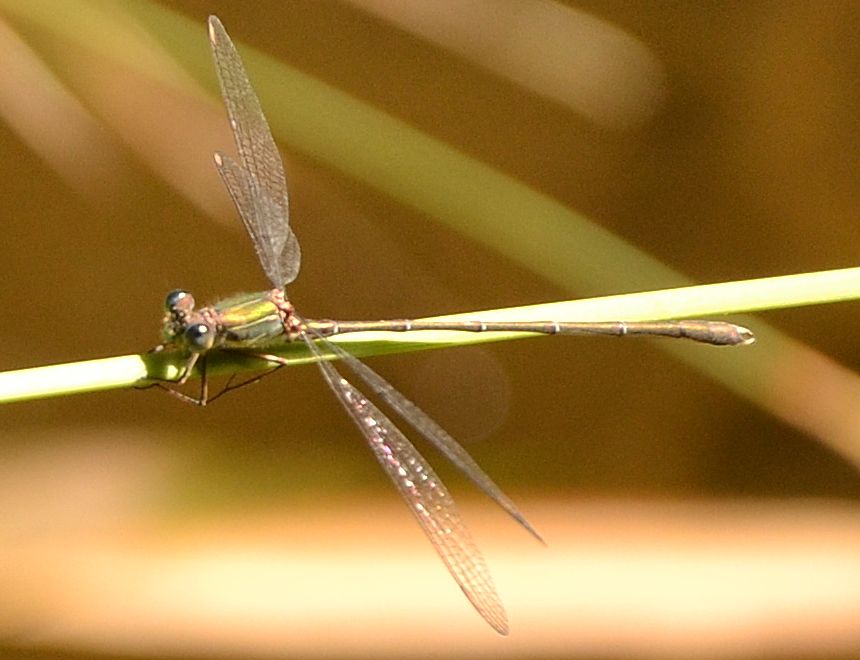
[[153, 16, 754, 634]]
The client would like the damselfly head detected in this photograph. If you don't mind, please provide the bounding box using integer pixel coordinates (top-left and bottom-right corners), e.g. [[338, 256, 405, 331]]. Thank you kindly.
[[182, 322, 216, 353], [161, 289, 196, 344], [165, 289, 195, 315]]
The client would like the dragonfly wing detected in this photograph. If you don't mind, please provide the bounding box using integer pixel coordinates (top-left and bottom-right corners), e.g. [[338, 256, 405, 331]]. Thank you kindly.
[[302, 333, 509, 635], [214, 152, 301, 287], [208, 15, 301, 286], [307, 329, 543, 543]]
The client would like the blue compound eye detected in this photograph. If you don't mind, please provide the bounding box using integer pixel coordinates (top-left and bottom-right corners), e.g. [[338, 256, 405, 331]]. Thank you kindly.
[[165, 289, 195, 313], [184, 322, 215, 352]]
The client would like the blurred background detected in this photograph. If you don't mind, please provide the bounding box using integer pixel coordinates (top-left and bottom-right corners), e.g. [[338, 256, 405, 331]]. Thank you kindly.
[[1, 0, 860, 657]]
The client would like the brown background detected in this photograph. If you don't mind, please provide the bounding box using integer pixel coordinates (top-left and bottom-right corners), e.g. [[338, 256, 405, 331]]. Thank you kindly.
[[1, 1, 859, 658]]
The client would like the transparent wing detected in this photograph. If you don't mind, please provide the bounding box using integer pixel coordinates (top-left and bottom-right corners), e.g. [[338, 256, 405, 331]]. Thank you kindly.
[[301, 332, 509, 635], [208, 15, 300, 286], [307, 328, 543, 544], [214, 152, 301, 287]]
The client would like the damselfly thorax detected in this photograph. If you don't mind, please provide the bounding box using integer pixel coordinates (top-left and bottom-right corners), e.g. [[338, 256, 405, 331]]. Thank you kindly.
[[162, 289, 299, 350]]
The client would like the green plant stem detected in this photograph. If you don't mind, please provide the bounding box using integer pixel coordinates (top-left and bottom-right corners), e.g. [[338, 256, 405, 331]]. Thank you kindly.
[[0, 266, 858, 405]]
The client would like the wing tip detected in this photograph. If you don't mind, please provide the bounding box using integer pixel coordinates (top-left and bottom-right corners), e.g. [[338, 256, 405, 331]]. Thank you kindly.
[[207, 15, 222, 44], [467, 592, 509, 635], [482, 603, 509, 635]]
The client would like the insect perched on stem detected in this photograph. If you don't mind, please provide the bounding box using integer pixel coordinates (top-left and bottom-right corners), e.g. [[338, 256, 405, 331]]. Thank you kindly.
[[152, 15, 754, 634]]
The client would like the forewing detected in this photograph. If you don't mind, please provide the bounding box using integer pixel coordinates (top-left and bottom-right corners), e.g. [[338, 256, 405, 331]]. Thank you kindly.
[[309, 329, 543, 543], [302, 333, 509, 635], [214, 152, 301, 287], [208, 15, 301, 285]]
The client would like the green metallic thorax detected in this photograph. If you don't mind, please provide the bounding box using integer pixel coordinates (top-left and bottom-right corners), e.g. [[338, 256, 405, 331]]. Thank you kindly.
[[211, 291, 289, 348]]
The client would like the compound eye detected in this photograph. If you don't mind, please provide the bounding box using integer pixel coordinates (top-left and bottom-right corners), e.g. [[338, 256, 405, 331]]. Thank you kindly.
[[184, 322, 215, 352], [165, 289, 195, 313]]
